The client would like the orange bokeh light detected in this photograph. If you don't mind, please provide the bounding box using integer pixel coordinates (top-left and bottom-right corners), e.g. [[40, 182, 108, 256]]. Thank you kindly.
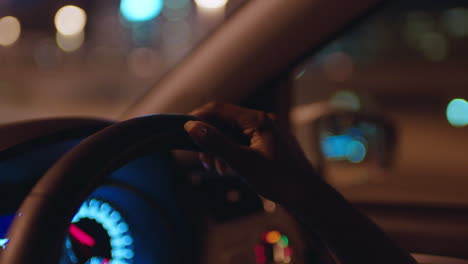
[[265, 230, 281, 244]]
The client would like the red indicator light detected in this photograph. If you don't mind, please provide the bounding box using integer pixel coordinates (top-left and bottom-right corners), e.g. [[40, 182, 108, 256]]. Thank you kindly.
[[69, 224, 96, 247]]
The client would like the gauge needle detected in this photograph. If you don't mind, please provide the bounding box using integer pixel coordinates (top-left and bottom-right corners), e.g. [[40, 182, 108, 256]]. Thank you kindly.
[[69, 224, 96, 247]]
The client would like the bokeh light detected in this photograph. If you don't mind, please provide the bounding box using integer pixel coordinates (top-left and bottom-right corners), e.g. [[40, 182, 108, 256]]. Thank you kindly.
[[403, 11, 434, 47], [265, 231, 281, 244], [321, 134, 367, 163], [446, 98, 468, 127], [164, 0, 189, 9], [330, 90, 361, 111], [56, 31, 85, 52], [442, 8, 468, 38], [322, 52, 353, 82], [256, 230, 293, 264], [120, 0, 164, 22], [418, 32, 449, 62], [55, 5, 87, 36], [194, 0, 228, 9], [346, 141, 367, 163], [278, 235, 289, 248], [322, 135, 353, 159], [162, 0, 191, 22], [0, 16, 21, 47]]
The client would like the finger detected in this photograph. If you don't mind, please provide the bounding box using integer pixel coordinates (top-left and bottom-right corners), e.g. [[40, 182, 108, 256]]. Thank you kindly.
[[215, 158, 228, 176], [184, 120, 257, 169], [199, 152, 214, 170], [189, 102, 274, 137]]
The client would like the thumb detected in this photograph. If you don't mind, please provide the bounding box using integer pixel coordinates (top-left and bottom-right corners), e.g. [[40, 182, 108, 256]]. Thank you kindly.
[[184, 120, 254, 168]]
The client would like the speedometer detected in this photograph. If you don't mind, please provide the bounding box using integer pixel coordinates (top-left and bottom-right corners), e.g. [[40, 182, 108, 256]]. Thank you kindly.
[[66, 199, 135, 264]]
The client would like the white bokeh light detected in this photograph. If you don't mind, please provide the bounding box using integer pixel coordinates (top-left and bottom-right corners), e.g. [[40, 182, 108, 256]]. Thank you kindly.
[[0, 16, 21, 47], [54, 5, 87, 36], [194, 0, 228, 9], [56, 31, 85, 52]]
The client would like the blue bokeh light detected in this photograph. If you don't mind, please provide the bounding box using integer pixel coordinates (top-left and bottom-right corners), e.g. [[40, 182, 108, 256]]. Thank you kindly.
[[321, 135, 354, 159], [321, 134, 367, 163], [446, 98, 468, 127], [120, 0, 164, 22], [346, 140, 367, 163]]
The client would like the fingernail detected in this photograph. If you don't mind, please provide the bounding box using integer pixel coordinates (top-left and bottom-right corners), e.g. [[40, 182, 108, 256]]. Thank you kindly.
[[215, 159, 227, 176], [199, 152, 212, 170], [185, 121, 208, 140], [201, 161, 211, 170]]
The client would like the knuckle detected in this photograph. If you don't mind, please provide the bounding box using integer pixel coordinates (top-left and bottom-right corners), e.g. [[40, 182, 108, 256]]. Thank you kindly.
[[266, 112, 277, 122], [257, 111, 269, 124], [241, 111, 275, 132], [258, 111, 275, 127], [192, 101, 224, 117], [205, 101, 224, 112]]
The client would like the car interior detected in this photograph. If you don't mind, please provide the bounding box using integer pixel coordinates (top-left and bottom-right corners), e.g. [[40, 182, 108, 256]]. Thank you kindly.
[[1, 0, 468, 263]]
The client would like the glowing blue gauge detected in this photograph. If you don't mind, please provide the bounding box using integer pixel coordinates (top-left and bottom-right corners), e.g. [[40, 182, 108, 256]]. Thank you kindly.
[[68, 199, 135, 264]]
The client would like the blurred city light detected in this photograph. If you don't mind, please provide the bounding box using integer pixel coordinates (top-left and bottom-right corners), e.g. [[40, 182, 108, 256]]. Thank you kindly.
[[330, 90, 361, 111], [257, 231, 293, 264], [55, 5, 87, 36], [56, 31, 85, 52], [265, 231, 281, 244], [194, 0, 228, 9], [162, 1, 191, 21], [442, 7, 468, 38], [321, 134, 367, 163], [164, 0, 189, 9], [120, 0, 163, 22], [346, 141, 367, 163], [321, 135, 353, 159], [403, 11, 434, 48], [322, 52, 353, 82], [418, 32, 449, 62], [0, 16, 21, 47], [446, 98, 468, 127]]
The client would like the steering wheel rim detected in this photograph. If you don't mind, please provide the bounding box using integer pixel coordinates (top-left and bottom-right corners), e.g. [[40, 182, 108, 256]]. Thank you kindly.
[[0, 114, 201, 264]]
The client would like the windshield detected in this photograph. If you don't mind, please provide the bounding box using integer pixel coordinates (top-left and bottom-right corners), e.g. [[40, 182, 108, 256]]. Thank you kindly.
[[0, 0, 245, 124], [293, 1, 468, 206]]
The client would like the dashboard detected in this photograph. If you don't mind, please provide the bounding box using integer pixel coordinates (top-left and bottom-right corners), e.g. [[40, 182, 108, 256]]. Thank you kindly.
[[0, 118, 308, 264], [2, 117, 466, 264]]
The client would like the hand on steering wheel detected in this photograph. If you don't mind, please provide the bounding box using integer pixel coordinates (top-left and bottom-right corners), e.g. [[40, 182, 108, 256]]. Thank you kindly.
[[0, 104, 416, 264], [184, 102, 320, 208], [184, 102, 417, 264]]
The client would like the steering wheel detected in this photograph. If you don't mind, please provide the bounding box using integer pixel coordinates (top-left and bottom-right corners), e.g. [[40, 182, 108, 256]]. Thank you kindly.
[[0, 114, 203, 264]]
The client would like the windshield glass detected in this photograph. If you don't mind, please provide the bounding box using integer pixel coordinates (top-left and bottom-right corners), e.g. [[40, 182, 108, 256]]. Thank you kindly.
[[0, 0, 246, 123], [293, 1, 468, 206]]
